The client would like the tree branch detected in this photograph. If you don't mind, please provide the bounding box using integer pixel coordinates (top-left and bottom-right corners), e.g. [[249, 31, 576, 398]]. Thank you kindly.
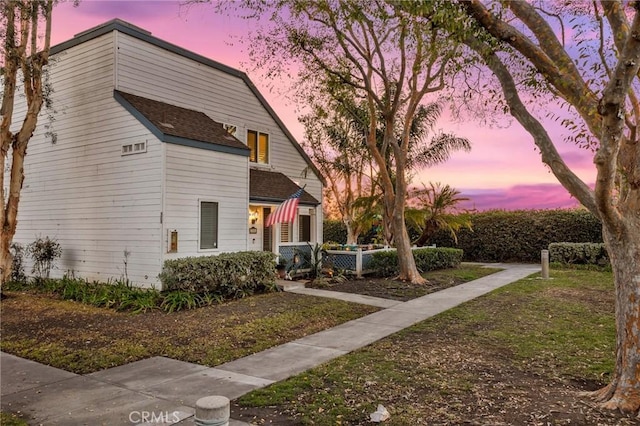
[[467, 38, 598, 215]]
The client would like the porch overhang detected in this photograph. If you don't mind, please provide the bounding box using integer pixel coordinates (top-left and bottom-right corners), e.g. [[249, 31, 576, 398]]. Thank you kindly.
[[250, 169, 320, 206]]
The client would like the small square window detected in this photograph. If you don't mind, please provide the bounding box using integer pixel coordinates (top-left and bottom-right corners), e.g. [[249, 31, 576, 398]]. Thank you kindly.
[[122, 141, 147, 156]]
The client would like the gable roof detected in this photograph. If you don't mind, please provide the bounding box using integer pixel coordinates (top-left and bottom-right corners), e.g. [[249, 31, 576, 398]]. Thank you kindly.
[[114, 90, 249, 156], [250, 169, 320, 206], [51, 19, 324, 184]]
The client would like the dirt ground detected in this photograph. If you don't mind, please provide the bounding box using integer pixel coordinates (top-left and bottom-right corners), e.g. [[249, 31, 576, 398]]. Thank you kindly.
[[231, 270, 639, 425], [306, 265, 500, 301], [0, 291, 377, 373]]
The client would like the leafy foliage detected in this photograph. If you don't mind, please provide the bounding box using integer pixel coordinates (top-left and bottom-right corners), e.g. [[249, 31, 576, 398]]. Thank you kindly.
[[429, 209, 602, 263], [368, 247, 463, 277], [9, 243, 27, 283], [27, 236, 62, 280], [549, 243, 610, 268], [405, 182, 474, 246], [159, 251, 279, 297], [324, 220, 349, 244], [292, 243, 326, 279]]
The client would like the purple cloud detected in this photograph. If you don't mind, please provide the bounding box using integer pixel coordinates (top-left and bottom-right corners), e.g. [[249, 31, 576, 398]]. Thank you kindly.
[[460, 183, 588, 211]]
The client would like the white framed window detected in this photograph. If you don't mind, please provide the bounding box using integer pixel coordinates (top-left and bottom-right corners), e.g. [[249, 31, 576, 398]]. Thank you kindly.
[[199, 201, 219, 250], [247, 129, 269, 164], [122, 140, 147, 156], [223, 123, 237, 137]]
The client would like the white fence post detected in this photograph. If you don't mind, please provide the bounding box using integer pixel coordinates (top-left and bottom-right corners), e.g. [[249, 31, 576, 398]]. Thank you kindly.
[[356, 248, 363, 278]]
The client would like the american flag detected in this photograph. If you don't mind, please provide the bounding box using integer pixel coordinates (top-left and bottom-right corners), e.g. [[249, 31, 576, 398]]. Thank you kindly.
[[265, 187, 304, 227]]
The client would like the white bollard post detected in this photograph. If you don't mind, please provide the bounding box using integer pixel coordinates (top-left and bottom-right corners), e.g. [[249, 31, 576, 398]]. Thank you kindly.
[[195, 395, 230, 426], [541, 249, 550, 279], [356, 248, 363, 278]]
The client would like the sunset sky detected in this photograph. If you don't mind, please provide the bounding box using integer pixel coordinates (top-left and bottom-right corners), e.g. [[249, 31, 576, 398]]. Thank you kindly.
[[49, 0, 597, 211]]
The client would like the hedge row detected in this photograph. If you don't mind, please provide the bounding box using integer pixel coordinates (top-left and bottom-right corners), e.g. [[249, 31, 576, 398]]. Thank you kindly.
[[428, 209, 602, 262], [549, 242, 610, 267], [325, 209, 602, 263], [368, 247, 463, 277], [159, 251, 278, 297]]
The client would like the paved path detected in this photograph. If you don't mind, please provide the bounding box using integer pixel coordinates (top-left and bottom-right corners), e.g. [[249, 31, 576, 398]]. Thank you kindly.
[[1, 263, 538, 425]]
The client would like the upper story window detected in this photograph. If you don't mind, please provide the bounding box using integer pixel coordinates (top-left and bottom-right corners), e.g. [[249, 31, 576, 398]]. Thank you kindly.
[[247, 130, 269, 164]]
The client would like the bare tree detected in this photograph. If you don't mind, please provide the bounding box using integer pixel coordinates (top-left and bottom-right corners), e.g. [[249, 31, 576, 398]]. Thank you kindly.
[[0, 0, 54, 285], [457, 0, 640, 414]]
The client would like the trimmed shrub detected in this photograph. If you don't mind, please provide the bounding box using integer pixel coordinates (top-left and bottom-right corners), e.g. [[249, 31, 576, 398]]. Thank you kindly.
[[368, 247, 463, 277], [159, 251, 278, 297], [324, 220, 348, 244], [428, 209, 602, 262], [549, 242, 610, 267]]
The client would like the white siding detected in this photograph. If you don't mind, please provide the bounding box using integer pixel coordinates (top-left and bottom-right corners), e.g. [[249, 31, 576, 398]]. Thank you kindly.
[[163, 144, 249, 260], [9, 32, 163, 288], [114, 33, 323, 209]]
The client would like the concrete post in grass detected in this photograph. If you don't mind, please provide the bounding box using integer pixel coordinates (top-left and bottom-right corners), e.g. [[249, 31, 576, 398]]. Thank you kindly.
[[195, 396, 229, 426], [541, 249, 550, 279]]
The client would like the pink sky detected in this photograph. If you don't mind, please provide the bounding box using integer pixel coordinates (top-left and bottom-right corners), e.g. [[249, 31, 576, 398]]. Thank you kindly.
[[49, 0, 597, 211]]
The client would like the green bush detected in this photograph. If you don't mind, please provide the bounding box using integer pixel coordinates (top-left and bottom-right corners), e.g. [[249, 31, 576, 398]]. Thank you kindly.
[[27, 236, 63, 280], [323, 220, 348, 244], [159, 251, 278, 297], [5, 275, 228, 313], [549, 242, 610, 267], [428, 209, 602, 262], [368, 247, 463, 277], [10, 243, 27, 283]]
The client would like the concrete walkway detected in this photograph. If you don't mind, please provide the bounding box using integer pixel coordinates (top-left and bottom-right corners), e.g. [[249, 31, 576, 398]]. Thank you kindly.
[[1, 263, 538, 425]]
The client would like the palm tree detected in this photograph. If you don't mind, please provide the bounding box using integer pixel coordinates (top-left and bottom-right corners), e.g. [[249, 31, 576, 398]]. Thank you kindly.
[[406, 182, 474, 247], [376, 103, 471, 246]]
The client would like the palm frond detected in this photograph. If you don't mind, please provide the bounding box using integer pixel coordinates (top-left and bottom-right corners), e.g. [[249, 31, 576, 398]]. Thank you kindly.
[[412, 134, 471, 168]]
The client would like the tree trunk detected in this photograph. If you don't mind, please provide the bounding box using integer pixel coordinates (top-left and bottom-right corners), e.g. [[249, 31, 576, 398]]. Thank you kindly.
[[1, 145, 27, 285], [588, 218, 640, 413], [414, 219, 438, 247], [390, 159, 426, 284], [344, 218, 358, 245], [394, 209, 425, 283]]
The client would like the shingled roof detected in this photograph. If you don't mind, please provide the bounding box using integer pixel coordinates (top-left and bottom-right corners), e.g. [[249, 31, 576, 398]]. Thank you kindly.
[[114, 90, 250, 156], [250, 169, 320, 205], [52, 19, 323, 184]]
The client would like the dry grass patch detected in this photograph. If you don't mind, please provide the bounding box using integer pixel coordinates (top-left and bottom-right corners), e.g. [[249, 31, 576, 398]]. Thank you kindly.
[[234, 269, 636, 425], [0, 291, 378, 374]]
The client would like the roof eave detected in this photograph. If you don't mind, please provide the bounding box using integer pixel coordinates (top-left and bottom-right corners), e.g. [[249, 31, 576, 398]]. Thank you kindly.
[[114, 90, 250, 157], [50, 19, 325, 185]]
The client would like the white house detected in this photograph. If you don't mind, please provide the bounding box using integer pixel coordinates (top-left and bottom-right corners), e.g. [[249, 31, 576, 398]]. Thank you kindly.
[[9, 19, 324, 288]]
